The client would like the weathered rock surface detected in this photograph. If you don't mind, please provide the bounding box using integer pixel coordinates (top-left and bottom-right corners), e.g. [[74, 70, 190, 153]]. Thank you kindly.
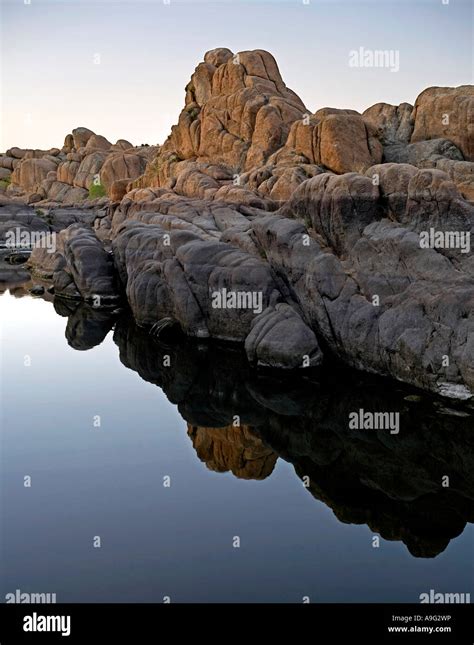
[[11, 157, 58, 192], [411, 86, 474, 161], [245, 303, 323, 369], [3, 49, 473, 395], [0, 203, 97, 248], [6, 127, 154, 204], [100, 152, 147, 191], [383, 138, 464, 165], [73, 151, 108, 190], [362, 102, 414, 146], [72, 127, 95, 150], [30, 223, 119, 302], [283, 109, 383, 174]]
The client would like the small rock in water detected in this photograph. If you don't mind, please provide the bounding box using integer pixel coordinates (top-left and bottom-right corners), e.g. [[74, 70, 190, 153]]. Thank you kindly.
[[404, 394, 422, 402], [29, 285, 45, 296]]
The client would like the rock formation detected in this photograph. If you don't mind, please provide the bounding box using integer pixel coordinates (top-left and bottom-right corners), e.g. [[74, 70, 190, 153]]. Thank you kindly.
[[2, 48, 473, 398], [3, 243, 472, 558]]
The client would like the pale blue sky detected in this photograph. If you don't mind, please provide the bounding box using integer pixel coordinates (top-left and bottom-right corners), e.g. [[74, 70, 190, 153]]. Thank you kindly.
[[1, 0, 472, 150]]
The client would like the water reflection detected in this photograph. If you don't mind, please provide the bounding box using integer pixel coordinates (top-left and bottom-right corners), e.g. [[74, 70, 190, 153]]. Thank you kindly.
[[3, 262, 474, 561], [60, 300, 474, 559]]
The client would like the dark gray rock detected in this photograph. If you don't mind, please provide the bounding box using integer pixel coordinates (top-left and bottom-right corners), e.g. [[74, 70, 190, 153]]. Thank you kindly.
[[384, 138, 464, 165], [20, 162, 474, 398], [53, 224, 120, 303], [362, 101, 414, 146], [245, 303, 323, 369]]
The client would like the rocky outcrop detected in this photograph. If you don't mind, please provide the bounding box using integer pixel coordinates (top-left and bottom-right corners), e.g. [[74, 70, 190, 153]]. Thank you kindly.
[[245, 303, 323, 369], [110, 204, 319, 357], [3, 49, 473, 395], [0, 203, 98, 249], [73, 151, 108, 190], [271, 169, 474, 397], [362, 102, 414, 146], [383, 138, 463, 165], [284, 108, 383, 174], [29, 223, 119, 303], [11, 157, 59, 193], [5, 127, 155, 205], [361, 89, 474, 199], [100, 152, 148, 191], [411, 86, 474, 161]]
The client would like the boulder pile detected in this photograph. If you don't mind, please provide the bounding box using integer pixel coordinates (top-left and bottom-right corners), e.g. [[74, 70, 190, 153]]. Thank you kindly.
[[3, 48, 473, 397]]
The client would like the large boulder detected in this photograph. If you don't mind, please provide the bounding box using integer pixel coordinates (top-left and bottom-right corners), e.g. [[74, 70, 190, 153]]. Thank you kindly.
[[6, 147, 29, 160], [44, 181, 88, 204], [11, 157, 58, 192], [284, 108, 383, 174], [52, 224, 119, 302], [245, 303, 323, 369], [72, 127, 95, 150], [73, 151, 108, 189], [84, 134, 112, 152], [411, 86, 474, 161], [0, 156, 15, 171], [57, 159, 80, 185], [318, 113, 383, 174], [111, 139, 133, 151], [419, 158, 474, 201], [100, 152, 147, 193], [362, 102, 414, 145]]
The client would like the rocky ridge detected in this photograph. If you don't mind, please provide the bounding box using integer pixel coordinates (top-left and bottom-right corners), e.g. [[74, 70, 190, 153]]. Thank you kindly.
[[2, 48, 474, 398]]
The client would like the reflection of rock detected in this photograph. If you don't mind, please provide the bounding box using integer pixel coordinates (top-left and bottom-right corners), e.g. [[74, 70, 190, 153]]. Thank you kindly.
[[188, 424, 277, 480], [54, 299, 118, 350], [0, 248, 38, 296], [111, 314, 474, 558], [257, 408, 474, 558]]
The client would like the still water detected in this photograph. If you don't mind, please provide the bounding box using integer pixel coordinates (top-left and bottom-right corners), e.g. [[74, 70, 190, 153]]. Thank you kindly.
[[1, 289, 473, 603]]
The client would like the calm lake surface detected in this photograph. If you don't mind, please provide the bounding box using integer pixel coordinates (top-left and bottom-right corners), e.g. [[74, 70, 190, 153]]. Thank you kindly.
[[1, 288, 473, 603]]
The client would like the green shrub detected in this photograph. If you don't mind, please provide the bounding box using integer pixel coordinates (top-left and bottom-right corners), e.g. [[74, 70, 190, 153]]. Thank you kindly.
[[186, 106, 200, 121], [88, 182, 107, 199], [0, 175, 11, 190]]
